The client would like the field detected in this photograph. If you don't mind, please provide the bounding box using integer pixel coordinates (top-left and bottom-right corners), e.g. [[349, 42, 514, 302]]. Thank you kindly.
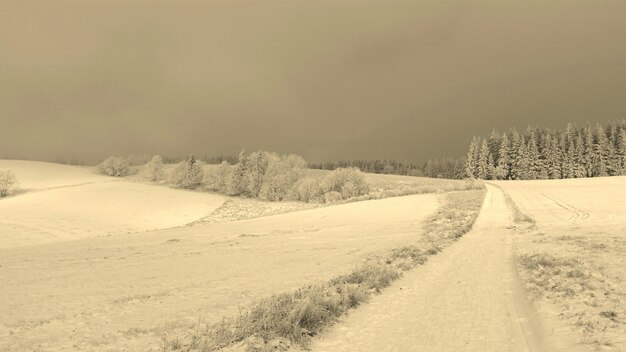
[[2, 160, 624, 352], [494, 177, 626, 351], [0, 160, 452, 351], [0, 160, 226, 248]]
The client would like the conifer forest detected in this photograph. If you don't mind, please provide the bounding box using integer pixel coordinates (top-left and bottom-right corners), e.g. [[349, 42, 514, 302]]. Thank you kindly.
[[465, 121, 626, 180]]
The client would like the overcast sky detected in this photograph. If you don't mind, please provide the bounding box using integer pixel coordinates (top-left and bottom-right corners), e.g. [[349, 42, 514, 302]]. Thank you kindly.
[[1, 0, 624, 164]]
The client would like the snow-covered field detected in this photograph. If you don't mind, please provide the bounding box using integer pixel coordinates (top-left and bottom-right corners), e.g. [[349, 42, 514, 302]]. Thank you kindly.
[[292, 178, 626, 352], [3, 160, 621, 352], [0, 160, 440, 351], [495, 177, 626, 351], [0, 160, 226, 248]]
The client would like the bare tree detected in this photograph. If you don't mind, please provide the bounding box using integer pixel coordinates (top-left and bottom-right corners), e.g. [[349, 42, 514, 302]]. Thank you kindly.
[[0, 169, 17, 198], [143, 155, 164, 182]]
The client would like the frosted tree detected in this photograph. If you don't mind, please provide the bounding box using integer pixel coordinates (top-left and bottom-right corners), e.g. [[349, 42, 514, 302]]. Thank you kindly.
[[616, 129, 626, 174], [537, 130, 551, 179], [494, 133, 511, 180], [590, 125, 610, 176], [290, 177, 323, 203], [0, 169, 17, 197], [544, 134, 561, 179], [560, 132, 574, 179], [526, 129, 541, 179], [487, 129, 501, 161], [226, 150, 248, 196], [245, 151, 270, 197], [476, 138, 490, 179], [259, 154, 306, 201], [509, 129, 530, 180], [581, 124, 596, 177], [170, 154, 203, 189], [465, 137, 478, 179], [143, 155, 164, 182], [573, 134, 587, 178], [320, 167, 369, 200], [486, 152, 495, 180], [204, 161, 231, 193], [465, 121, 626, 180], [96, 156, 130, 177]]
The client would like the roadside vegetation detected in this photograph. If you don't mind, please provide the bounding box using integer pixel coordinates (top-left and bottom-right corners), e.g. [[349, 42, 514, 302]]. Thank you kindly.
[[501, 190, 536, 226], [160, 188, 486, 351], [518, 247, 623, 349], [507, 194, 624, 350]]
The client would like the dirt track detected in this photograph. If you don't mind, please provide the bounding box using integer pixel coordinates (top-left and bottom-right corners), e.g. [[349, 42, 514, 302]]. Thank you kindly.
[[304, 184, 552, 352]]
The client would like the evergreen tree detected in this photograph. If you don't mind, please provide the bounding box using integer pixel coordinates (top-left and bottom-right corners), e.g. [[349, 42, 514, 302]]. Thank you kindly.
[[495, 133, 511, 180], [169, 154, 203, 189], [537, 130, 550, 179], [465, 137, 478, 178], [476, 138, 490, 179], [488, 129, 501, 161], [526, 129, 541, 179], [486, 152, 495, 180], [574, 133, 587, 178], [592, 125, 611, 176], [615, 128, 626, 174], [582, 124, 596, 177], [560, 130, 575, 178], [465, 121, 626, 180], [226, 150, 248, 196], [510, 129, 529, 180], [544, 134, 561, 179], [508, 129, 520, 179]]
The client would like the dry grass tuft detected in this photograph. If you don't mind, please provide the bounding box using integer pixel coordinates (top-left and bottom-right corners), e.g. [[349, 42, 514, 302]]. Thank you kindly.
[[517, 248, 623, 348], [501, 190, 536, 226]]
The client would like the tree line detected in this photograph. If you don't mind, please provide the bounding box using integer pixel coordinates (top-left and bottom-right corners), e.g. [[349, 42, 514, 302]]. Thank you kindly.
[[97, 151, 370, 203], [465, 121, 626, 180], [308, 159, 420, 176], [421, 158, 466, 179]]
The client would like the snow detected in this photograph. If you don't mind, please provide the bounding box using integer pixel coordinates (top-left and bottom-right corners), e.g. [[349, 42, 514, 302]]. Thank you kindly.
[[0, 160, 440, 351], [0, 160, 226, 248]]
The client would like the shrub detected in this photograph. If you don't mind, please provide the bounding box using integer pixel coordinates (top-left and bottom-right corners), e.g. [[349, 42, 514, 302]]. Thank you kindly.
[[321, 167, 369, 200], [323, 191, 343, 203], [0, 169, 17, 197], [143, 155, 164, 182], [96, 156, 130, 177], [226, 150, 249, 196], [289, 177, 323, 203], [258, 154, 306, 201], [245, 151, 271, 197], [215, 151, 306, 200], [204, 161, 232, 193], [169, 155, 203, 189]]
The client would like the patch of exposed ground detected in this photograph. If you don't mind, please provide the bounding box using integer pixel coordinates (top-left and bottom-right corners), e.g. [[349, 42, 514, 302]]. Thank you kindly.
[[189, 198, 320, 225]]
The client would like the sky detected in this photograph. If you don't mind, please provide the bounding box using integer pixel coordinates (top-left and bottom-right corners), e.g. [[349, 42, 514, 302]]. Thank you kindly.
[[1, 0, 625, 164]]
